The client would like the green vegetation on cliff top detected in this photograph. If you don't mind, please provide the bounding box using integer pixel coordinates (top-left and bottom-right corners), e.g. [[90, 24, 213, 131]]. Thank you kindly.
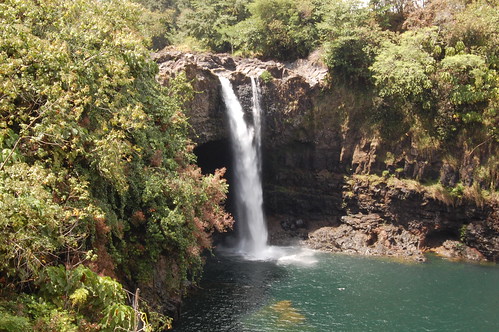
[[144, 0, 497, 191], [0, 0, 232, 330]]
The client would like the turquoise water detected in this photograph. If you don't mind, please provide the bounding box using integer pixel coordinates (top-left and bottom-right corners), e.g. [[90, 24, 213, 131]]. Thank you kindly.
[[173, 249, 499, 331]]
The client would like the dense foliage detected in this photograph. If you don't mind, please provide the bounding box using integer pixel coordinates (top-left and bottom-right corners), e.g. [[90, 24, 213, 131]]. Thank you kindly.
[[142, 0, 497, 190], [368, 0, 498, 191], [0, 0, 232, 330]]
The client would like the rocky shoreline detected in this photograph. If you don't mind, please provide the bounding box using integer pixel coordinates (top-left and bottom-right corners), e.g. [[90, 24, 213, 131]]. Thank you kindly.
[[268, 175, 495, 263]]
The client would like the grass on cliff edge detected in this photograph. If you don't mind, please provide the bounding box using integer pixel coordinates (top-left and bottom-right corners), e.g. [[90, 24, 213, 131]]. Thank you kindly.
[[346, 174, 498, 207]]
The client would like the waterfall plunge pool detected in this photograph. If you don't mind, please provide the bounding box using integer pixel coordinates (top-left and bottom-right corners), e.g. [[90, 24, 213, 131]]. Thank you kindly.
[[195, 76, 499, 331], [173, 249, 499, 331]]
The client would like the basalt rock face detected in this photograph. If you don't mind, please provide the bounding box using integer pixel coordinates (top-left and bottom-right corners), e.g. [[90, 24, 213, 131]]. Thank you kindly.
[[465, 207, 499, 261], [327, 176, 493, 262], [153, 50, 326, 145], [154, 52, 227, 145], [307, 213, 425, 261], [154, 49, 498, 263]]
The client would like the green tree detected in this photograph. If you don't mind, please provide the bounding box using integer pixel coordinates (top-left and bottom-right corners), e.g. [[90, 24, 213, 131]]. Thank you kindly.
[[434, 53, 498, 139], [369, 28, 440, 139], [230, 0, 318, 60], [175, 0, 251, 52], [371, 28, 439, 101], [317, 0, 389, 85], [370, 0, 418, 31], [0, 0, 232, 328], [445, 0, 499, 68]]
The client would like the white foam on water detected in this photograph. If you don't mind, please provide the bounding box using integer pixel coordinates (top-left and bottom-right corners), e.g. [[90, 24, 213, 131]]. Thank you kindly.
[[276, 247, 318, 266]]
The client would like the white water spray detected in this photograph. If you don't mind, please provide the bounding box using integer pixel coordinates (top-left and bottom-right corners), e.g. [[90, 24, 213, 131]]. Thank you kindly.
[[219, 76, 268, 257]]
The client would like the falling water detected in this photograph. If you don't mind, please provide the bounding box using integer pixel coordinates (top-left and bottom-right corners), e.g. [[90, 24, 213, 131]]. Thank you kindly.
[[251, 77, 263, 174], [218, 76, 268, 257]]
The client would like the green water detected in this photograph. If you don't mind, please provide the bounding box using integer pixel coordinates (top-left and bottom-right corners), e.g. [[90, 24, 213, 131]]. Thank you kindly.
[[173, 249, 499, 331]]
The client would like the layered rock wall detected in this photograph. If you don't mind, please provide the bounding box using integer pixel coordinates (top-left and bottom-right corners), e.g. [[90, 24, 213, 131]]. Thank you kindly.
[[154, 50, 498, 262]]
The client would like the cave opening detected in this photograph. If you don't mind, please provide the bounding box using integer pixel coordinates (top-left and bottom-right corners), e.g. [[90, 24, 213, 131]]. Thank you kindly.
[[193, 139, 237, 239], [194, 139, 232, 176], [423, 228, 460, 248]]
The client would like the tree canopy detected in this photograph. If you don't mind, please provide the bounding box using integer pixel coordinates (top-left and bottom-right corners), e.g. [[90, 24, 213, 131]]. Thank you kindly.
[[0, 0, 232, 330]]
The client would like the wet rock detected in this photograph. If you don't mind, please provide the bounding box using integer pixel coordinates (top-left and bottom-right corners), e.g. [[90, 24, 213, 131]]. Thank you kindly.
[[280, 218, 307, 231], [465, 208, 499, 262], [433, 240, 487, 262], [306, 213, 425, 261]]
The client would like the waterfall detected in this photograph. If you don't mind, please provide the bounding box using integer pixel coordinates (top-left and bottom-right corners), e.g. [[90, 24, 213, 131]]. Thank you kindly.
[[218, 76, 268, 257], [251, 77, 263, 174]]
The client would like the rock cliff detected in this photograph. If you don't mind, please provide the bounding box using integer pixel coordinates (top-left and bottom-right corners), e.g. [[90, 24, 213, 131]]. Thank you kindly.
[[154, 49, 498, 263]]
